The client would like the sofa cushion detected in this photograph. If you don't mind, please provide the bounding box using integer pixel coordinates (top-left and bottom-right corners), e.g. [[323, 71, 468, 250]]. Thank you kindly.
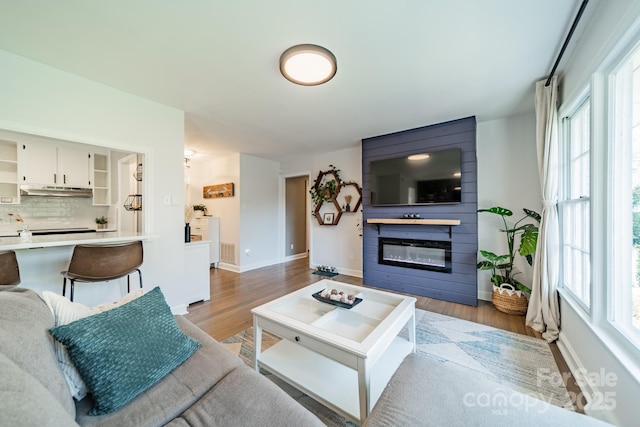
[[0, 352, 79, 427], [41, 289, 143, 400], [74, 316, 245, 427], [0, 288, 76, 418], [168, 364, 324, 427], [50, 287, 201, 416]]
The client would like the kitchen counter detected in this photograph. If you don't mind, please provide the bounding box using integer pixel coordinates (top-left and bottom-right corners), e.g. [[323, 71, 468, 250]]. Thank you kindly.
[[7, 231, 160, 307], [0, 231, 156, 250]]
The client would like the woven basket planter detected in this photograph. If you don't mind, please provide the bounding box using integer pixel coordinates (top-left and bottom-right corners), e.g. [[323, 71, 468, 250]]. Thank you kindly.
[[492, 284, 529, 316]]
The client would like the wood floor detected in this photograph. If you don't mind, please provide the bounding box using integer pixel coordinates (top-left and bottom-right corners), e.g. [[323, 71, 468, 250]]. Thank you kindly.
[[185, 257, 584, 411]]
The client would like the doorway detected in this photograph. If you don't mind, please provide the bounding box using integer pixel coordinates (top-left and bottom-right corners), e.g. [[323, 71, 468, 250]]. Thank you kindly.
[[118, 154, 141, 233], [284, 175, 309, 260]]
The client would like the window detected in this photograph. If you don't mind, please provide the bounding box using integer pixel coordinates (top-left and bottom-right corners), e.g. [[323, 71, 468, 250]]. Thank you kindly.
[[559, 98, 591, 309], [611, 43, 640, 344]]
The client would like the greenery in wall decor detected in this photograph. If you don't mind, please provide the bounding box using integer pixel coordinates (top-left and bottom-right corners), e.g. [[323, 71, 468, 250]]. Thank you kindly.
[[309, 164, 341, 210], [309, 165, 362, 227]]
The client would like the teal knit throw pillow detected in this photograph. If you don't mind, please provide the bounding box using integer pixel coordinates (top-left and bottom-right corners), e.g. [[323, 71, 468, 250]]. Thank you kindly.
[[49, 287, 201, 415]]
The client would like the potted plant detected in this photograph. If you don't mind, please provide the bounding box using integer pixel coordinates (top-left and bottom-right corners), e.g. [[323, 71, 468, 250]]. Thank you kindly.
[[95, 216, 108, 229], [477, 206, 540, 315], [192, 204, 207, 217]]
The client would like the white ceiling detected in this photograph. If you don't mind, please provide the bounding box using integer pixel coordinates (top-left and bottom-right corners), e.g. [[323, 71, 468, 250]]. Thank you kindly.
[[0, 1, 590, 162]]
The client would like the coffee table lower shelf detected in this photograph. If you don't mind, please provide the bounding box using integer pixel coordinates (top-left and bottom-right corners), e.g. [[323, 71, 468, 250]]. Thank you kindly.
[[257, 336, 413, 424]]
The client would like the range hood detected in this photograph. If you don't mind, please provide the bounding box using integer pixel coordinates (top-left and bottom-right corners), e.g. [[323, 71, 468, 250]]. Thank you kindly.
[[20, 185, 93, 198]]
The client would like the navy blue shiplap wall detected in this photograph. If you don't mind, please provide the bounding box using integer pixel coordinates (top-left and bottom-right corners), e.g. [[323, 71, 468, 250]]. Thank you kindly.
[[362, 117, 478, 306]]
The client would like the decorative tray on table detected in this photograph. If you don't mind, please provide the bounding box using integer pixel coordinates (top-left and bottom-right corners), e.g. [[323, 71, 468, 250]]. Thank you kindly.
[[312, 290, 363, 309]]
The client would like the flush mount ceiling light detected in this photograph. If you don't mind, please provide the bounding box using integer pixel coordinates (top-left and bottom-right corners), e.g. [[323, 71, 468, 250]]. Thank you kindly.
[[280, 44, 337, 86], [407, 154, 430, 161], [184, 149, 195, 157]]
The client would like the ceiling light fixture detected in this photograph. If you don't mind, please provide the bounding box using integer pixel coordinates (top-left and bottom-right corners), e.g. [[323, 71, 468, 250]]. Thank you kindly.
[[184, 149, 195, 157], [407, 154, 430, 161], [280, 44, 337, 86]]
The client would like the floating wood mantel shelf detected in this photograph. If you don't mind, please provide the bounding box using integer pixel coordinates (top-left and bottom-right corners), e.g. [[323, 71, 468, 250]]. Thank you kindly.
[[366, 218, 461, 237]]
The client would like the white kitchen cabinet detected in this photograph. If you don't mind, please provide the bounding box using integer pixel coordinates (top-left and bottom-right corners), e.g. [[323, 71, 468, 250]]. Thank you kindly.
[[190, 216, 220, 267], [184, 241, 211, 306], [21, 141, 90, 187], [0, 139, 19, 204]]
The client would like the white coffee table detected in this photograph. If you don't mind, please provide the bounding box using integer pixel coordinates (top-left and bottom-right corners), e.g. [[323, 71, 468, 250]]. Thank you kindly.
[[251, 279, 416, 425]]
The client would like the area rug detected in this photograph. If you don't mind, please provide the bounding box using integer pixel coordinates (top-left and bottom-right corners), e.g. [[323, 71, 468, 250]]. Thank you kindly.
[[222, 309, 573, 426]]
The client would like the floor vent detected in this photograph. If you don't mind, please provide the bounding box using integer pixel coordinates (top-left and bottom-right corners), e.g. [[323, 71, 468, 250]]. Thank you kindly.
[[220, 242, 236, 264]]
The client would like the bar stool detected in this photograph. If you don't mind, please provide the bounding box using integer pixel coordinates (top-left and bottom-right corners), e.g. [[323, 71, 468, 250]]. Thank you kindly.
[[0, 250, 20, 289], [61, 241, 143, 301]]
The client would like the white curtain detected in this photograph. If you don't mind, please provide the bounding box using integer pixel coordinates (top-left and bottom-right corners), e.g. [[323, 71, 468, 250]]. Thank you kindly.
[[526, 76, 561, 342]]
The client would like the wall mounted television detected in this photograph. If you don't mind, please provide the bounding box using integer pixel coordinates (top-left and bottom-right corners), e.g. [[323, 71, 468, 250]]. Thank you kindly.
[[369, 148, 461, 206]]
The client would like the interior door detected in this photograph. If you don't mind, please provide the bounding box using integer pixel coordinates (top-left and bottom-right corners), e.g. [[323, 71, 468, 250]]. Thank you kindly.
[[285, 175, 309, 258]]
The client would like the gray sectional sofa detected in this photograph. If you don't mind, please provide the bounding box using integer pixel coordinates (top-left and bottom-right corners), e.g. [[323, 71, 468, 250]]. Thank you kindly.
[[1, 286, 615, 427], [0, 288, 323, 427]]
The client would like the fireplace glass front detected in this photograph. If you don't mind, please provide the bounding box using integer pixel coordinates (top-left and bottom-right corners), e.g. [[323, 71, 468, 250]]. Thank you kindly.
[[378, 237, 452, 273]]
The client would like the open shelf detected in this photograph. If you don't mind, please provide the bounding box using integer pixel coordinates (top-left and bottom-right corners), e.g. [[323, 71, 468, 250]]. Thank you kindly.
[[0, 140, 18, 204], [258, 336, 413, 424], [367, 218, 461, 237]]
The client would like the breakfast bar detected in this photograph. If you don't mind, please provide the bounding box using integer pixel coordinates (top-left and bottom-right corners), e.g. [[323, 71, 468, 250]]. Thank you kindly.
[[1, 231, 157, 306]]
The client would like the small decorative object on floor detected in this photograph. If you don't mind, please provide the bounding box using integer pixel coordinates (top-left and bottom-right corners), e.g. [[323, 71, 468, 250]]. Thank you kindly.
[[313, 265, 338, 277]]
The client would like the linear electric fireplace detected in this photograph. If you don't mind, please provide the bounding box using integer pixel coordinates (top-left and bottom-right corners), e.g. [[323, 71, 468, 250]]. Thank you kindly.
[[378, 237, 452, 273]]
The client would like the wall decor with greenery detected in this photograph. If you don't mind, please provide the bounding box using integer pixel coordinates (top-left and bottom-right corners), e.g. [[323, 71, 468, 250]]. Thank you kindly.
[[310, 165, 362, 226]]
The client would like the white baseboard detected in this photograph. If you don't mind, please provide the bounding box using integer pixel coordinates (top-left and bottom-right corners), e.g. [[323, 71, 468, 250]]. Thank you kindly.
[[478, 290, 492, 301], [556, 331, 617, 425], [284, 253, 308, 262], [309, 263, 363, 278], [217, 262, 240, 273], [238, 258, 281, 273], [338, 267, 363, 278]]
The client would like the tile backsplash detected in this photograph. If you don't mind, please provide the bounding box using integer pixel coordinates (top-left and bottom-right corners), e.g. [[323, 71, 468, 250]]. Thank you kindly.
[[0, 196, 111, 233]]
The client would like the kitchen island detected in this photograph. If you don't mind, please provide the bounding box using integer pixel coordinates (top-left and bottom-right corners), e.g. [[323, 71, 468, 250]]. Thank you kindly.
[[3, 231, 158, 306]]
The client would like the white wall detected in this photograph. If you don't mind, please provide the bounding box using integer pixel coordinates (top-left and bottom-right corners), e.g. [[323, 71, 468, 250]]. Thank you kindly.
[[553, 1, 640, 426], [0, 49, 187, 310], [281, 145, 363, 277], [187, 153, 240, 269], [187, 153, 280, 273], [476, 112, 540, 300], [238, 154, 280, 272]]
